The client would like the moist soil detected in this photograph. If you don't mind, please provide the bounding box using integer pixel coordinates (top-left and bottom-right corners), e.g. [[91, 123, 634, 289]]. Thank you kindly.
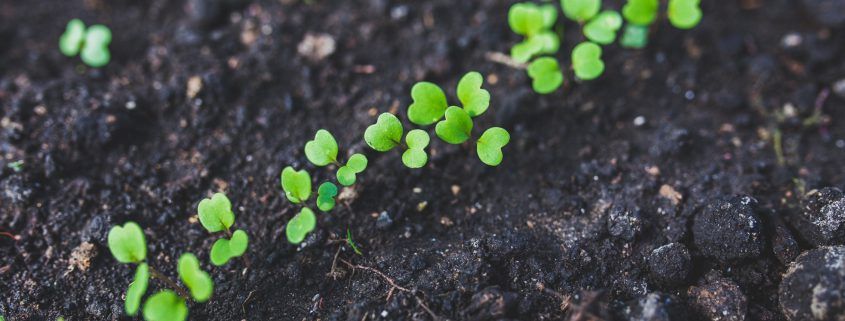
[[2, 0, 845, 320]]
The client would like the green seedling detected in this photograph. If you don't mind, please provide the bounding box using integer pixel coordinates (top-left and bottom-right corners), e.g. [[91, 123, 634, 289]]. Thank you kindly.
[[316, 182, 338, 211], [286, 207, 317, 244], [143, 291, 187, 321], [198, 193, 250, 266], [346, 229, 363, 255], [668, 0, 702, 29], [435, 106, 473, 144], [508, 2, 559, 63], [622, 0, 658, 26], [210, 229, 249, 266], [457, 71, 491, 117], [281, 167, 312, 203], [177, 254, 213, 302], [477, 128, 511, 166], [108, 222, 147, 264], [7, 160, 23, 172], [59, 19, 112, 67], [364, 113, 404, 152], [402, 129, 430, 168], [561, 0, 601, 22], [304, 129, 339, 166], [572, 42, 605, 80], [620, 24, 649, 48], [337, 154, 368, 186], [527, 57, 564, 94], [407, 82, 448, 126], [126, 263, 149, 316], [583, 10, 622, 45]]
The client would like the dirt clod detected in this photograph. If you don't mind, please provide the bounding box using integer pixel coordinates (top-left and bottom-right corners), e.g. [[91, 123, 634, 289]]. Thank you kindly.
[[792, 187, 845, 246], [779, 246, 845, 321], [688, 273, 748, 321], [693, 196, 764, 262], [647, 243, 691, 288]]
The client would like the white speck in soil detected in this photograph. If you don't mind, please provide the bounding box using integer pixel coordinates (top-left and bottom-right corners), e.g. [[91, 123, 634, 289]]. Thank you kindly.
[[634, 116, 646, 127], [684, 90, 695, 100]]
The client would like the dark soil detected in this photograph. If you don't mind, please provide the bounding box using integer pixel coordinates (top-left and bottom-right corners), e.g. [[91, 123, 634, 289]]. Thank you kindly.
[[2, 0, 845, 320]]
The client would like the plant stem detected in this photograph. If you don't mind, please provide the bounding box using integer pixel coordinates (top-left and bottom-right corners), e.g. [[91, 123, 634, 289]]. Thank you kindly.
[[148, 266, 190, 299]]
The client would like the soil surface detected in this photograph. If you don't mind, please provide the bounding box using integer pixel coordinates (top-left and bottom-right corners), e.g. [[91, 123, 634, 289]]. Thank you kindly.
[[2, 0, 845, 320]]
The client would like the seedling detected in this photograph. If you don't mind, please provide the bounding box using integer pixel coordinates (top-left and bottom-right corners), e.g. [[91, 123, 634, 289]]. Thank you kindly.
[[197, 193, 250, 266], [177, 253, 213, 302], [668, 0, 702, 29], [346, 229, 363, 255], [337, 154, 368, 186], [435, 107, 473, 144], [508, 2, 559, 63], [305, 130, 369, 186], [561, 0, 601, 22], [527, 57, 564, 94], [364, 113, 404, 152], [317, 182, 338, 211], [286, 207, 316, 244], [572, 42, 605, 80], [142, 291, 187, 321], [59, 19, 112, 68], [476, 128, 511, 166], [622, 0, 658, 26], [583, 11, 622, 45], [402, 129, 430, 169], [407, 82, 448, 126], [281, 167, 312, 203], [7, 160, 23, 173]]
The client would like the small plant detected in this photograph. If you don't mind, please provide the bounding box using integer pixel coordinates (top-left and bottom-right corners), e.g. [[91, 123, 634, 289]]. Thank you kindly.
[[59, 19, 112, 68], [197, 192, 250, 266], [561, 0, 601, 22], [508, 2, 559, 63], [668, 0, 702, 29], [527, 57, 564, 94], [571, 42, 605, 80], [108, 221, 213, 321], [583, 11, 622, 45], [622, 0, 658, 25]]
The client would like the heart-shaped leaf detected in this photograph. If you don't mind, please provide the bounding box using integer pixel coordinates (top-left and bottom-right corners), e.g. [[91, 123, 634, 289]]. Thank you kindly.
[[316, 182, 338, 211], [511, 39, 544, 63], [562, 0, 601, 22], [142, 291, 188, 321], [125, 263, 149, 316], [286, 207, 317, 244], [435, 106, 473, 144], [177, 253, 213, 302], [457, 71, 490, 118], [477, 127, 511, 166], [527, 57, 564, 94], [304, 129, 339, 166], [407, 82, 447, 126], [210, 229, 249, 266], [281, 167, 311, 204], [620, 24, 649, 49], [364, 113, 404, 152], [402, 129, 430, 169], [337, 153, 368, 186], [59, 19, 86, 57], [508, 3, 545, 36], [583, 11, 622, 45], [108, 221, 147, 264], [572, 42, 605, 80], [668, 0, 702, 29], [197, 192, 234, 233], [80, 25, 112, 68], [623, 0, 658, 26]]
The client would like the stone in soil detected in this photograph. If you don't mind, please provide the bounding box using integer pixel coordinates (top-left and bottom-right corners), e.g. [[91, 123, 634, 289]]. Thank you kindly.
[[693, 196, 764, 262], [647, 243, 691, 288], [625, 292, 689, 321], [779, 246, 845, 321], [688, 273, 748, 321], [791, 187, 845, 246]]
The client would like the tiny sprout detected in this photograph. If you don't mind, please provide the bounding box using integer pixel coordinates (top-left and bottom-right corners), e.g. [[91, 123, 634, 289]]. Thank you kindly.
[[210, 229, 248, 266], [316, 182, 338, 211], [197, 193, 234, 233], [527, 57, 564, 94], [622, 0, 658, 26], [620, 25, 649, 49], [143, 290, 188, 321], [572, 42, 605, 80], [337, 154, 368, 186], [346, 229, 363, 255], [107, 221, 146, 264], [59, 19, 112, 68], [508, 2, 559, 63], [668, 0, 702, 29], [177, 253, 213, 302], [304, 129, 339, 166], [7, 160, 23, 172], [402, 129, 430, 169], [476, 127, 511, 166], [364, 113, 404, 152], [281, 167, 312, 203], [125, 263, 149, 316], [407, 82, 448, 126], [435, 106, 473, 144], [286, 207, 317, 244], [583, 11, 622, 45], [561, 0, 601, 22], [457, 71, 491, 117]]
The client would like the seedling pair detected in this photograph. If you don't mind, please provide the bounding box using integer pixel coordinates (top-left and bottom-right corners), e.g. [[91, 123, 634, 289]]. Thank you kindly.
[[508, 2, 559, 63], [59, 19, 111, 67], [197, 193, 250, 266], [620, 0, 702, 48]]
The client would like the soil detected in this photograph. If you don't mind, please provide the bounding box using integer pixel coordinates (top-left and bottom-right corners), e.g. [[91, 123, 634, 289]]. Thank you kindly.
[[2, 0, 845, 320]]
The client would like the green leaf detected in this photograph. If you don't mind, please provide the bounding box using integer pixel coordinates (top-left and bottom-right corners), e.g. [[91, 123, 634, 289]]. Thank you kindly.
[[622, 0, 658, 25], [508, 3, 545, 36], [668, 0, 702, 29], [210, 229, 249, 266], [407, 82, 447, 126], [620, 24, 649, 49], [364, 113, 404, 152], [142, 291, 188, 321], [477, 127, 511, 166], [583, 10, 622, 45], [337, 154, 368, 186], [125, 263, 149, 316], [539, 4, 559, 29], [59, 19, 85, 57], [197, 192, 234, 233], [561, 0, 601, 22], [316, 182, 338, 211], [457, 71, 490, 118], [402, 129, 430, 169], [531, 30, 561, 55], [80, 25, 111, 68], [572, 42, 605, 80], [526, 57, 564, 94], [435, 106, 473, 144], [346, 229, 363, 255], [177, 253, 213, 302], [304, 129, 339, 166], [286, 207, 317, 244], [281, 167, 311, 204], [108, 222, 147, 264], [511, 39, 543, 63]]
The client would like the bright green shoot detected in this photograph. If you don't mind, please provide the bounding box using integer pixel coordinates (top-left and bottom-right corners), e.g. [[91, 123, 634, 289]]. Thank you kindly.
[[622, 0, 658, 26], [668, 0, 702, 29], [281, 167, 312, 203], [620, 25, 649, 49], [177, 253, 213, 302], [561, 0, 601, 22], [210, 229, 248, 266], [108, 221, 147, 264], [337, 154, 368, 186], [197, 193, 234, 233], [477, 128, 511, 166], [436, 106, 473, 144], [527, 57, 564, 94], [305, 130, 339, 166], [402, 129, 430, 169], [583, 10, 622, 45], [457, 71, 490, 117], [143, 291, 187, 321], [508, 2, 559, 63], [346, 229, 363, 255], [316, 182, 338, 211], [407, 82, 448, 126], [125, 263, 149, 316], [364, 113, 404, 152], [59, 19, 112, 68], [572, 42, 605, 80], [286, 207, 317, 244]]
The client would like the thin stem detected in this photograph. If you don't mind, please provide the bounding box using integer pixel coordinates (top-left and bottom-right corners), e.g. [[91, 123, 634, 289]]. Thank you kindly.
[[0, 231, 20, 241], [148, 266, 190, 299]]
